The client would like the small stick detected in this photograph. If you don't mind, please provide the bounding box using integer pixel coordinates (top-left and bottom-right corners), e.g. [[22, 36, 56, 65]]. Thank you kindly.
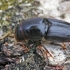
[[0, 31, 12, 40]]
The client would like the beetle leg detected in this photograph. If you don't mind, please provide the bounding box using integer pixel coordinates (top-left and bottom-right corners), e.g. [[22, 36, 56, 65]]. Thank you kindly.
[[37, 45, 53, 59], [59, 43, 67, 49], [16, 42, 29, 53], [22, 45, 29, 53], [56, 43, 67, 49], [50, 42, 67, 49]]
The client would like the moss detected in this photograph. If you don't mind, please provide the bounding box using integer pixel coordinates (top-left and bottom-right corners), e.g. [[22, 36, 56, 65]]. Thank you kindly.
[[0, 0, 33, 11]]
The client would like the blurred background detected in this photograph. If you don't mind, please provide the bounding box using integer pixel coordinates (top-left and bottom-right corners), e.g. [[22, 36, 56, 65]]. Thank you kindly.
[[0, 0, 70, 70]]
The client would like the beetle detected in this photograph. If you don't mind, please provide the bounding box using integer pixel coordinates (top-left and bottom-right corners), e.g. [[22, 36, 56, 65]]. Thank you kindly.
[[15, 17, 70, 42], [15, 17, 70, 58]]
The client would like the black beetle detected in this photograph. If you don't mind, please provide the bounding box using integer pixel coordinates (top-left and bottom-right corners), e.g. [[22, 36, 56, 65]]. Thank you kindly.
[[15, 17, 70, 43]]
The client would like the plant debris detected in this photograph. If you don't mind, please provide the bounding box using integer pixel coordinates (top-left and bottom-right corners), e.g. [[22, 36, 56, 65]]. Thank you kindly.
[[0, 0, 70, 70]]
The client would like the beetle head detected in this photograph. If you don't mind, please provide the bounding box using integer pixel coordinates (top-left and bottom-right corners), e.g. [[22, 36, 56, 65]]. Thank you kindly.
[[26, 26, 43, 41]]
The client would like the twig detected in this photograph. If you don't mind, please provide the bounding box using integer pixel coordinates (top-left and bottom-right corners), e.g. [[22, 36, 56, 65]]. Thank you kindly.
[[0, 31, 12, 40]]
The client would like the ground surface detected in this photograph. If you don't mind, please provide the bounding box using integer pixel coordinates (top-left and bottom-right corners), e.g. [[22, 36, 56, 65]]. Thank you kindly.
[[0, 0, 70, 70]]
